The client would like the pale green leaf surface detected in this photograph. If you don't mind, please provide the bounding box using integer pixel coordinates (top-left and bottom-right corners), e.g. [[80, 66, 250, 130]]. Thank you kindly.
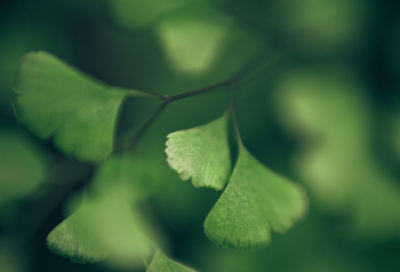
[[204, 146, 308, 251], [274, 66, 400, 241], [273, 67, 372, 211], [156, 5, 235, 74], [147, 251, 196, 272], [13, 51, 151, 162], [47, 194, 154, 266], [46, 201, 108, 264], [165, 115, 231, 190]]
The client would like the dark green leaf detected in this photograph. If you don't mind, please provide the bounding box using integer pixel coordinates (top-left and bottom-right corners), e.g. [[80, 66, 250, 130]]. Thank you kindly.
[[0, 130, 46, 220]]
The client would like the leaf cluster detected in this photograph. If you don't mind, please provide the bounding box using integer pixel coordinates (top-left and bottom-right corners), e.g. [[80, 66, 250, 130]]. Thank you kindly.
[[10, 49, 308, 269]]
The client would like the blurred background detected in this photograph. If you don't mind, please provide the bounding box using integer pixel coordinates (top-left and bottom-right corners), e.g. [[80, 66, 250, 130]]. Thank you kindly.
[[1, 0, 400, 271]]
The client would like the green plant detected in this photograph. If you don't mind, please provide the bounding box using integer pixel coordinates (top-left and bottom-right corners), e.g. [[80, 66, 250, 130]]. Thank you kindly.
[[5, 1, 400, 272], [11, 43, 308, 269]]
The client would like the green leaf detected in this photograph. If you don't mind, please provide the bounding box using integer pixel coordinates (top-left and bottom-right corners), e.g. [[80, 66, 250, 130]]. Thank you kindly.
[[108, 0, 194, 29], [156, 4, 235, 74], [47, 193, 155, 267], [204, 146, 308, 251], [13, 51, 154, 162], [274, 66, 400, 242], [91, 155, 163, 201], [0, 130, 46, 221], [147, 251, 196, 272], [165, 114, 231, 190], [0, 237, 28, 272], [47, 198, 109, 264]]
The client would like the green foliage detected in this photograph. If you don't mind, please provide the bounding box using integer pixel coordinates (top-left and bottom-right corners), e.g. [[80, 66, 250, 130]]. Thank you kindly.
[[265, 0, 373, 55], [0, 130, 46, 220], [92, 155, 163, 201], [147, 251, 197, 272], [107, 0, 195, 29], [13, 51, 155, 163], [166, 114, 231, 190], [5, 1, 400, 271], [156, 4, 235, 74], [47, 191, 156, 267], [204, 145, 308, 251], [47, 196, 109, 264], [274, 65, 400, 241], [47, 154, 167, 267]]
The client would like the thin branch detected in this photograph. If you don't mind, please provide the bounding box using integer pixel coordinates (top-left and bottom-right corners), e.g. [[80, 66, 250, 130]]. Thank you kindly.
[[217, 0, 283, 47], [220, 1, 270, 39], [117, 38, 282, 151], [116, 77, 235, 151], [126, 88, 165, 100], [116, 101, 169, 151], [107, 85, 165, 100], [240, 53, 283, 86], [234, 48, 274, 79], [129, 101, 168, 146], [167, 50, 280, 103], [169, 78, 235, 102]]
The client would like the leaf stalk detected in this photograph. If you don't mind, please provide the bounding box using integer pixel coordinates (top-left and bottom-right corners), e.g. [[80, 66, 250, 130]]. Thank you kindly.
[[229, 79, 243, 146]]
